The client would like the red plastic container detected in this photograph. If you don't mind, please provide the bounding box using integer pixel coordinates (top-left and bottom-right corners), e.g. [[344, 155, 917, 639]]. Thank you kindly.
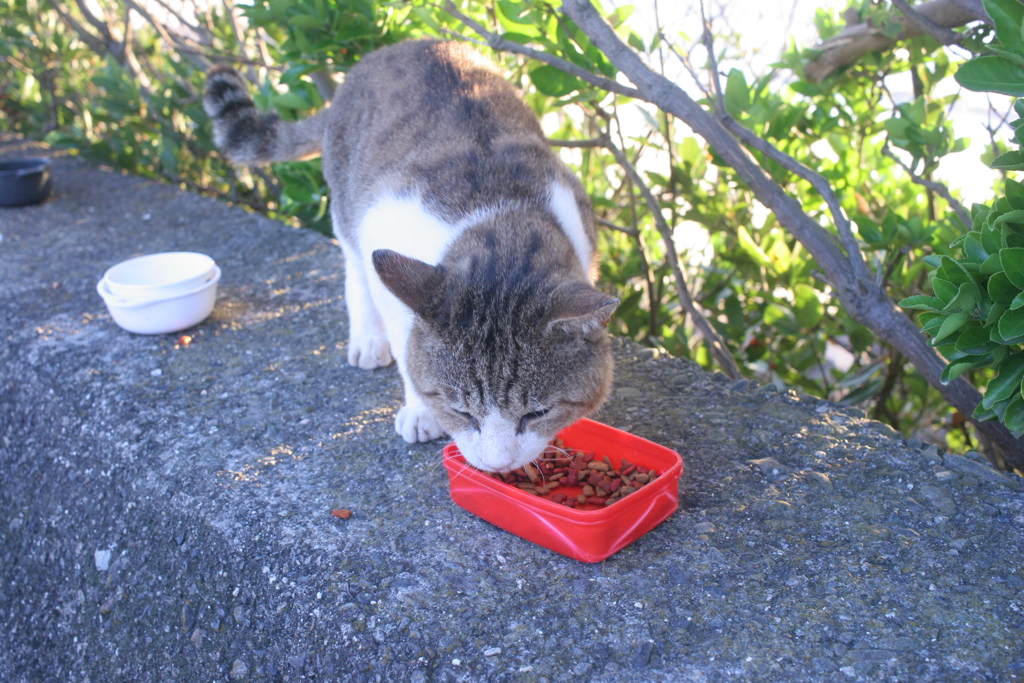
[[442, 418, 683, 563]]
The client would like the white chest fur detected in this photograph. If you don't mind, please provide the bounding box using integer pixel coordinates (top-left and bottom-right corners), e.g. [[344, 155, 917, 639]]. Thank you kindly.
[[547, 181, 593, 275], [358, 193, 460, 266]]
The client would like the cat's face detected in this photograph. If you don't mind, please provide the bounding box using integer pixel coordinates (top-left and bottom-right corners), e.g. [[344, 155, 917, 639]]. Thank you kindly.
[[410, 315, 614, 472], [373, 248, 617, 472]]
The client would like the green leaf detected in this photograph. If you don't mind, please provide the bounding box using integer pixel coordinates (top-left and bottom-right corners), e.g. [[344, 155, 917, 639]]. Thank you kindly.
[[724, 69, 749, 117], [943, 282, 978, 313], [529, 65, 583, 97], [932, 311, 970, 344], [854, 216, 883, 244], [963, 233, 989, 262], [999, 306, 1024, 339], [271, 92, 310, 111], [992, 150, 1024, 170], [937, 256, 982, 302], [981, 252, 1004, 275], [737, 225, 772, 268], [1008, 179, 1024, 210], [941, 359, 980, 384], [288, 14, 323, 29], [1013, 290, 1024, 310], [954, 55, 1024, 96], [982, 226, 1003, 255], [899, 295, 946, 312], [793, 283, 823, 328], [985, 0, 1024, 55], [982, 351, 1024, 409], [931, 277, 959, 303], [1001, 247, 1024, 288], [955, 326, 1000, 355], [988, 302, 1009, 326], [1005, 393, 1024, 437]]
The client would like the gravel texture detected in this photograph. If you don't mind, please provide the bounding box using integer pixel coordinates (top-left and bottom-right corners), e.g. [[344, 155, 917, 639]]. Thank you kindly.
[[3, 137, 1024, 682]]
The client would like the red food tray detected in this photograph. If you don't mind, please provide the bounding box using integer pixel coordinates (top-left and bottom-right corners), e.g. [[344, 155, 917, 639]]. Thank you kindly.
[[442, 418, 683, 563]]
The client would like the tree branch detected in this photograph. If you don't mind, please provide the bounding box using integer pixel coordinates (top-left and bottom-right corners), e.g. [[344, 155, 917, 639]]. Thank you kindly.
[[557, 0, 1024, 467], [595, 215, 639, 237], [440, 0, 642, 100], [805, 0, 981, 83], [47, 0, 108, 56], [547, 137, 605, 148], [881, 143, 972, 226], [602, 133, 742, 379], [891, 0, 964, 45]]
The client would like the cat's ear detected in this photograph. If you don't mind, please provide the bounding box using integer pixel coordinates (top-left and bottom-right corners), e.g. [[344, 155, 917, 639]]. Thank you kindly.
[[545, 283, 619, 335], [371, 249, 442, 315]]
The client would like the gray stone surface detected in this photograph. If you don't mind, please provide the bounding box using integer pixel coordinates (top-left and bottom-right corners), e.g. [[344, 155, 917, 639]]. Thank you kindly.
[[3, 138, 1024, 682]]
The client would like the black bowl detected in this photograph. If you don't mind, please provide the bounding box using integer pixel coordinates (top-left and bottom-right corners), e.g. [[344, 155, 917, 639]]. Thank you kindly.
[[0, 157, 52, 207]]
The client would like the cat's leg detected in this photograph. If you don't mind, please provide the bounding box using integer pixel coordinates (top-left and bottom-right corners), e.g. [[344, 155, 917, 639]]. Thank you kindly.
[[367, 281, 446, 443], [338, 239, 392, 369]]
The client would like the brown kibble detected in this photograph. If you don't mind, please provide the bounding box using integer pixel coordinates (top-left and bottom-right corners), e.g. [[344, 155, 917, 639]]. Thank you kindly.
[[331, 509, 352, 519], [480, 441, 661, 509], [176, 334, 193, 347]]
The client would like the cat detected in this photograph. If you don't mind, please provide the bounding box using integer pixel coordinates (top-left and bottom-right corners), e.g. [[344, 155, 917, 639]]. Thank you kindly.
[[203, 39, 618, 472]]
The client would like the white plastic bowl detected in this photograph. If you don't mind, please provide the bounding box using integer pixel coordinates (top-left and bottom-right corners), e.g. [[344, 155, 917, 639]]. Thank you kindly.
[[97, 255, 221, 335], [102, 252, 216, 299]]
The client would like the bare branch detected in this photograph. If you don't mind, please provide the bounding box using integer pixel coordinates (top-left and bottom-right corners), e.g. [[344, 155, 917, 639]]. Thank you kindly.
[[697, 10, 869, 280], [721, 117, 870, 280], [698, 1, 727, 115], [891, 0, 963, 45], [595, 215, 639, 237], [547, 137, 605, 148], [558, 0, 1024, 467], [805, 0, 980, 83], [222, 0, 258, 83], [72, 0, 114, 44], [47, 0, 108, 56], [881, 143, 972, 226], [440, 0, 642, 100], [602, 133, 742, 379]]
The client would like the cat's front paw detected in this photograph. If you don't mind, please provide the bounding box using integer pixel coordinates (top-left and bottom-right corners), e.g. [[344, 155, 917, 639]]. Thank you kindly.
[[347, 336, 393, 369], [395, 404, 446, 443]]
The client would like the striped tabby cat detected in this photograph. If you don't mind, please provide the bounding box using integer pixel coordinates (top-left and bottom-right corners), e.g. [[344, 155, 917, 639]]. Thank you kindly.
[[203, 40, 617, 472]]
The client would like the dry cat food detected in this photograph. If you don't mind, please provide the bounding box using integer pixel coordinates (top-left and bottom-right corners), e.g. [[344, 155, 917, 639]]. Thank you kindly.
[[484, 438, 660, 509], [330, 509, 352, 519]]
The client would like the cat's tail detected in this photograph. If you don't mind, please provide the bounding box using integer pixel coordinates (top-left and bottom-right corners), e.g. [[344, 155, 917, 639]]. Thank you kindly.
[[203, 66, 326, 165]]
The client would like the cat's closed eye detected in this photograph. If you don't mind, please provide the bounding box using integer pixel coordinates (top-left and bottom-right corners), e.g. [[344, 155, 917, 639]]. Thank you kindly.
[[456, 410, 481, 432], [517, 408, 551, 435]]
